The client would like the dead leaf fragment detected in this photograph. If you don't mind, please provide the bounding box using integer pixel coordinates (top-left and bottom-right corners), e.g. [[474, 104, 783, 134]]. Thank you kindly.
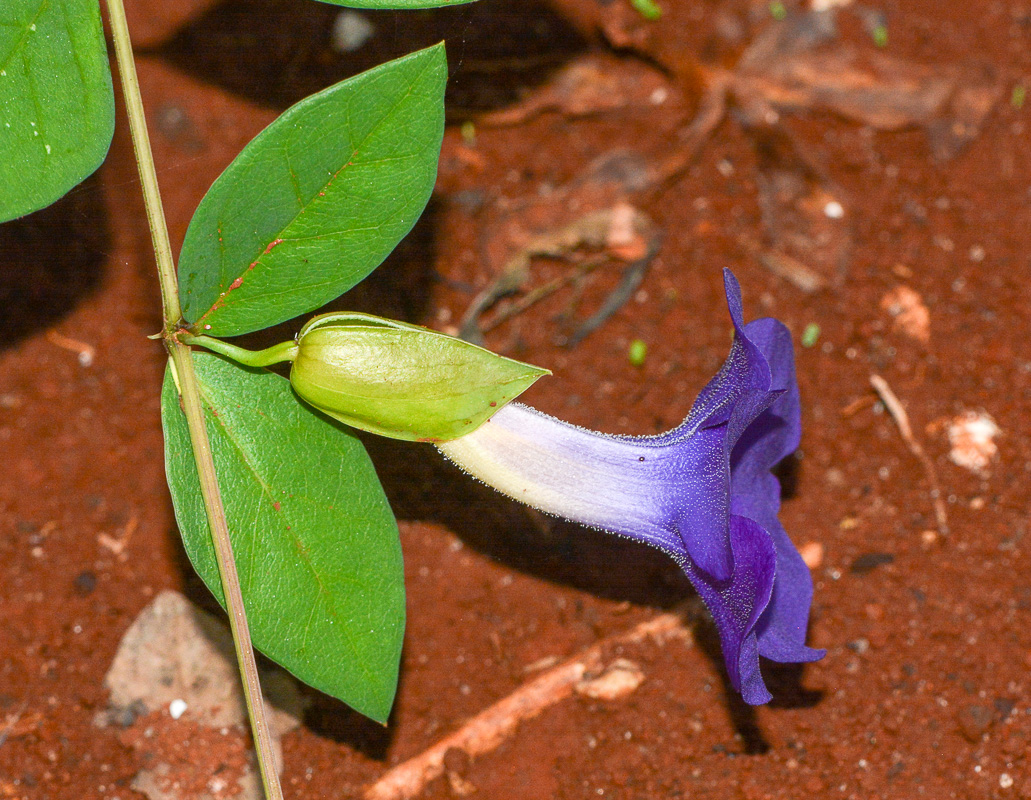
[[734, 11, 999, 159], [880, 285, 931, 343], [478, 54, 674, 127]]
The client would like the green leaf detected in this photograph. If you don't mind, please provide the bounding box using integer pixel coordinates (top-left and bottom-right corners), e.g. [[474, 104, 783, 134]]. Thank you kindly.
[[161, 353, 404, 722], [318, 0, 477, 8], [0, 0, 115, 223], [179, 44, 448, 337], [291, 312, 549, 442]]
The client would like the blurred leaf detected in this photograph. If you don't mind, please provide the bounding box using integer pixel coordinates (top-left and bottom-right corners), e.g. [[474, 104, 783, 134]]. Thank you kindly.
[[179, 44, 447, 336], [629, 0, 662, 21], [319, 0, 477, 7], [161, 353, 404, 722], [0, 0, 114, 222]]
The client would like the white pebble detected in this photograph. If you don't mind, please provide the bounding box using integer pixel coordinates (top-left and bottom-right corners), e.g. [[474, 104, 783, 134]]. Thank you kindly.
[[824, 200, 845, 219], [168, 699, 188, 719], [575, 659, 645, 700], [331, 10, 375, 53], [947, 411, 1001, 475]]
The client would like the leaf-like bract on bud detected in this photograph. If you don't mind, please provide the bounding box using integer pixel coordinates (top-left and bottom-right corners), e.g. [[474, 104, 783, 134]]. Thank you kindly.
[[290, 313, 549, 442]]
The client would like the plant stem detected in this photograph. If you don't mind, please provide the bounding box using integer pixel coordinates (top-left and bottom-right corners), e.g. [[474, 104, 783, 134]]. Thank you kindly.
[[104, 1, 284, 798], [168, 346, 286, 799], [184, 335, 299, 368]]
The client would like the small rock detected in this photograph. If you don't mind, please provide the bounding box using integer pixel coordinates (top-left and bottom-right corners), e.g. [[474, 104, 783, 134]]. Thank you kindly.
[[168, 699, 187, 720], [880, 285, 930, 343], [799, 541, 824, 569], [946, 411, 1000, 475], [100, 591, 308, 800], [849, 552, 895, 575], [73, 571, 97, 595], [575, 658, 645, 700], [957, 703, 994, 743]]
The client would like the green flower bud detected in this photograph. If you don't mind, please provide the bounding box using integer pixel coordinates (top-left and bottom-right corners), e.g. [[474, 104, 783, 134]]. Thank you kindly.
[[289, 312, 549, 442]]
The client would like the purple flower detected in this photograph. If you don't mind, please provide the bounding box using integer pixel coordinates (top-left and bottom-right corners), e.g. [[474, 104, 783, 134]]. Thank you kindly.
[[438, 269, 823, 704]]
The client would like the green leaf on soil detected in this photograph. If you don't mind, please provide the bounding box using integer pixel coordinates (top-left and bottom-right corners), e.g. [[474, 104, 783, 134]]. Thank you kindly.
[[0, 0, 115, 223], [178, 44, 448, 337], [161, 353, 404, 722]]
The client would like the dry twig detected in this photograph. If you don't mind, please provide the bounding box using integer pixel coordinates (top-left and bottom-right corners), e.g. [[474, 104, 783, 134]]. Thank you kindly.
[[869, 374, 948, 535], [364, 603, 693, 800], [46, 330, 96, 366], [737, 234, 828, 293]]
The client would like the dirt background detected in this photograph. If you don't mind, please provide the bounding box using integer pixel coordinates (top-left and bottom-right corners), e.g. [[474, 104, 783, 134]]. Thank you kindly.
[[2, 0, 1031, 798]]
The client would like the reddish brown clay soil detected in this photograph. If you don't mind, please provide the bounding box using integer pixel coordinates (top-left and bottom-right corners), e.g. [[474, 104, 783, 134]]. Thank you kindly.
[[3, 1, 1031, 798]]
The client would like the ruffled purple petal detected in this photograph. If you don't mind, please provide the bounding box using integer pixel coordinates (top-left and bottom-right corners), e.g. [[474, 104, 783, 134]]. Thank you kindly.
[[682, 514, 777, 705], [678, 270, 773, 436], [667, 270, 819, 699], [663, 424, 733, 581], [726, 310, 821, 667], [663, 270, 783, 583], [731, 316, 801, 488], [732, 488, 824, 665]]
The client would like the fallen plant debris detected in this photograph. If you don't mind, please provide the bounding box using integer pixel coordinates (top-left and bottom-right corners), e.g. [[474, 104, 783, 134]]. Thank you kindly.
[[363, 601, 695, 800], [475, 53, 677, 128], [733, 29, 999, 159], [45, 329, 96, 367], [0, 702, 40, 748], [737, 234, 828, 293], [459, 202, 661, 346], [573, 657, 646, 700], [869, 374, 949, 536], [880, 285, 931, 344], [569, 4, 999, 288]]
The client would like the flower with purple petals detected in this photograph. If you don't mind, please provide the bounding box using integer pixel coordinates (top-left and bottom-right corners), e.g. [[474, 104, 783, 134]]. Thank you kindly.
[[438, 269, 823, 704]]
